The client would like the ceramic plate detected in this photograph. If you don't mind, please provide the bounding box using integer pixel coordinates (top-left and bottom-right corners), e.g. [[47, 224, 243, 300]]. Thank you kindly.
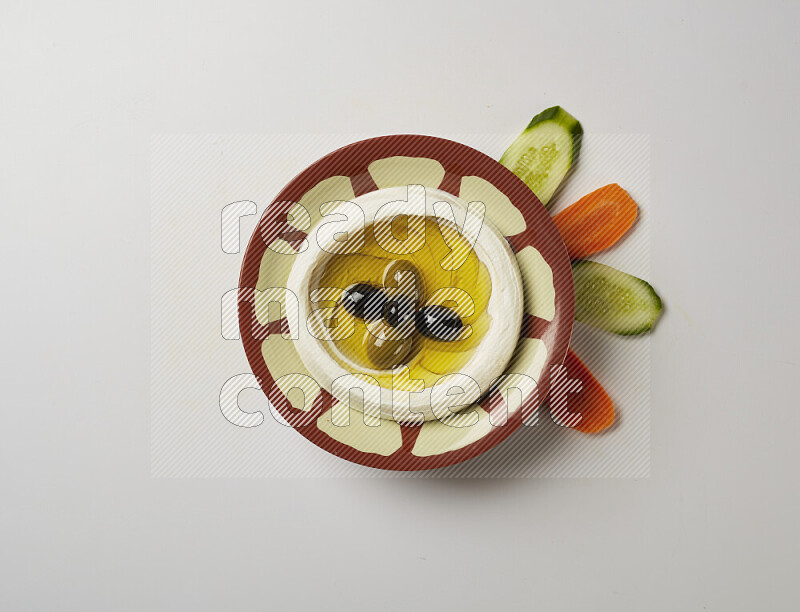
[[238, 135, 574, 470]]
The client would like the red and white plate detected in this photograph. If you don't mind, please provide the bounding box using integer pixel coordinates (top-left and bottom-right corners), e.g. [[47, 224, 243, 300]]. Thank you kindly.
[[239, 135, 574, 470]]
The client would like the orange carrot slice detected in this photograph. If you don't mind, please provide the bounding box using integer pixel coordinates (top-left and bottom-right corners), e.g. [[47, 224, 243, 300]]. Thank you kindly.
[[552, 183, 638, 259], [562, 349, 615, 434]]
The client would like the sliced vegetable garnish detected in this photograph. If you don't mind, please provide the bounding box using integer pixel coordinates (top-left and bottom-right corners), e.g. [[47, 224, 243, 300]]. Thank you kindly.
[[553, 183, 638, 259], [572, 261, 662, 335], [500, 106, 583, 207], [562, 349, 615, 434]]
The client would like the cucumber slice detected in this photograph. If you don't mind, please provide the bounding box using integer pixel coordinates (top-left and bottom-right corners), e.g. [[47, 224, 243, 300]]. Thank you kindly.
[[572, 261, 662, 335], [500, 106, 583, 207]]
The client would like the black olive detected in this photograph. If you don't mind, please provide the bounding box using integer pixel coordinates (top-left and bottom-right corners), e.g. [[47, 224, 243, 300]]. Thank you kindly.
[[341, 284, 387, 321], [415, 305, 463, 342], [383, 296, 415, 328]]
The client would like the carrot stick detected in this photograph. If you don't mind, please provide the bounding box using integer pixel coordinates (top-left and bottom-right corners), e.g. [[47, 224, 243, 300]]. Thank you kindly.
[[562, 349, 615, 434], [552, 183, 638, 259], [551, 186, 633, 432]]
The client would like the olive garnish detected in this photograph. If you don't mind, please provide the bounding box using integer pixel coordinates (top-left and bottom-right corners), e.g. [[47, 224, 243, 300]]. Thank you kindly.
[[415, 305, 463, 342], [341, 284, 387, 321], [343, 286, 464, 343], [382, 260, 424, 307], [364, 334, 413, 370], [383, 296, 415, 328]]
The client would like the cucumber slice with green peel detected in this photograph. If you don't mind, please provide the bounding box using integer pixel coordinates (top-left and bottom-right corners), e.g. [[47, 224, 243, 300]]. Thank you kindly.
[[500, 106, 583, 207], [572, 261, 662, 335]]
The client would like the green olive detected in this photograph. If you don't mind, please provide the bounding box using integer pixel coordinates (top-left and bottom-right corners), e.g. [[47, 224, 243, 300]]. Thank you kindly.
[[363, 333, 414, 370], [382, 260, 425, 306]]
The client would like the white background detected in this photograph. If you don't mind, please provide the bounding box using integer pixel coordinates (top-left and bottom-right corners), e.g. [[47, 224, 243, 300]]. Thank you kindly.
[[2, 1, 799, 610]]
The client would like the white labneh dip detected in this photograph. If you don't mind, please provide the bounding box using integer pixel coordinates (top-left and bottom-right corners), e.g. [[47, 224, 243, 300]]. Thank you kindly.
[[286, 186, 524, 422]]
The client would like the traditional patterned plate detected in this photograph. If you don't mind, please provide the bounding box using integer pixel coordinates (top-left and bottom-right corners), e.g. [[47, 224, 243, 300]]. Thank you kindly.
[[238, 135, 574, 471]]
